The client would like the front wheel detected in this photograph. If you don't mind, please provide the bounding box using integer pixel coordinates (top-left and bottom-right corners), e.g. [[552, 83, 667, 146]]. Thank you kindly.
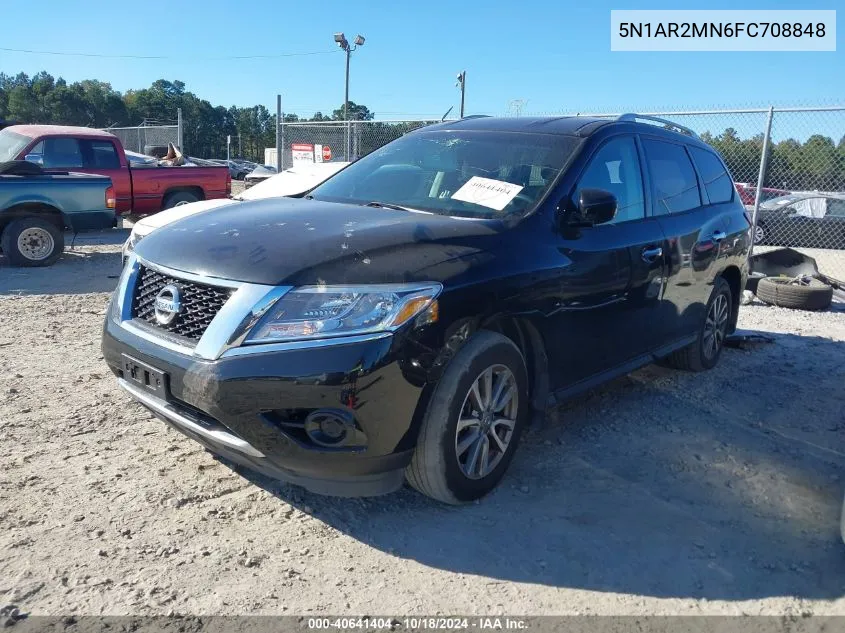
[[661, 277, 732, 372], [406, 330, 529, 504], [1, 217, 64, 267]]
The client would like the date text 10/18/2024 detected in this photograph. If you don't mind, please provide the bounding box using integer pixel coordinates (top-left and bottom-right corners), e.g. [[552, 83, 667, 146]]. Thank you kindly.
[[307, 617, 528, 630]]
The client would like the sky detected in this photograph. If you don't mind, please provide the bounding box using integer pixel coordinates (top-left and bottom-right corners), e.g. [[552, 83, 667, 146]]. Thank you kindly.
[[0, 0, 842, 121]]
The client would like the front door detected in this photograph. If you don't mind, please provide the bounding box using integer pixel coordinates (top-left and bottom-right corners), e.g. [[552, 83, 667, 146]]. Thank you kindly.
[[542, 134, 666, 388]]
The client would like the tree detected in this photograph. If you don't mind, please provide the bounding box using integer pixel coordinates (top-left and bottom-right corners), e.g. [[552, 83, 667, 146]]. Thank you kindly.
[[331, 101, 374, 121]]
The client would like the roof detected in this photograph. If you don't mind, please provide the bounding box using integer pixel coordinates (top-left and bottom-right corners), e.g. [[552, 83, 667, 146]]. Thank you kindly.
[[424, 115, 707, 145], [428, 116, 611, 136], [6, 124, 117, 139]]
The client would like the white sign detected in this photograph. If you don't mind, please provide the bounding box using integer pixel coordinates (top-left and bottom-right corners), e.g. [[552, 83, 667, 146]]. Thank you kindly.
[[291, 143, 314, 166], [314, 144, 324, 163], [451, 176, 523, 211]]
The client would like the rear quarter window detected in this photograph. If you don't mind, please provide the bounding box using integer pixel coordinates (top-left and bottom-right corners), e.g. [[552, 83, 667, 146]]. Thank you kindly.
[[689, 146, 734, 204], [642, 139, 702, 216]]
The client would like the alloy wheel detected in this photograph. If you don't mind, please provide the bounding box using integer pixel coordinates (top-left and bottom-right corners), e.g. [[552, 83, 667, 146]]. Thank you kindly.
[[17, 227, 55, 261], [703, 293, 729, 360], [455, 364, 519, 480]]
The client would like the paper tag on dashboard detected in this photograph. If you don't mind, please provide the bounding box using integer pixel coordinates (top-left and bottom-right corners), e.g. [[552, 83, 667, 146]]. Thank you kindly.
[[451, 176, 524, 211]]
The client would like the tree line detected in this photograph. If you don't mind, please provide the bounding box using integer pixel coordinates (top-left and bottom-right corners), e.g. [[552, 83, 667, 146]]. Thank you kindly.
[[0, 72, 373, 161], [697, 128, 844, 192]]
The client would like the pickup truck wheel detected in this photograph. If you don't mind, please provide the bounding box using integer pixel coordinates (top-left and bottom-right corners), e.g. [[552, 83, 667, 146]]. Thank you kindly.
[[406, 330, 528, 504], [1, 217, 64, 267], [162, 191, 199, 209]]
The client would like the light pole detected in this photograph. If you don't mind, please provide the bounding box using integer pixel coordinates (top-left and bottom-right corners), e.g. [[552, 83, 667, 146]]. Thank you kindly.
[[456, 71, 466, 118], [334, 32, 365, 160]]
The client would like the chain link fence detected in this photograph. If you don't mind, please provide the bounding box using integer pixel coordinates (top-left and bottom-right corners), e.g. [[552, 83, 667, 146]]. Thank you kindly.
[[278, 120, 440, 169], [279, 107, 844, 280], [100, 123, 180, 156]]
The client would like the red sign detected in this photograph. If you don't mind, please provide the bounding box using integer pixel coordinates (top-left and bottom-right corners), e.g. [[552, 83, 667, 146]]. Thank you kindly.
[[322, 145, 332, 161]]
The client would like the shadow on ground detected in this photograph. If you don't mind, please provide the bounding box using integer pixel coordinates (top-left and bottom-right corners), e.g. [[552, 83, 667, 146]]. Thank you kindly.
[[0, 229, 126, 295], [227, 332, 845, 602]]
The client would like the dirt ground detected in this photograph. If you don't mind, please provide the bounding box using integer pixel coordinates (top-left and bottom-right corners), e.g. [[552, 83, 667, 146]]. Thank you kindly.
[[1, 232, 845, 617]]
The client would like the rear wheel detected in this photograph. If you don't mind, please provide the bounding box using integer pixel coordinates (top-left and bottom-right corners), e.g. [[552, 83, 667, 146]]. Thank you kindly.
[[662, 277, 732, 372], [162, 190, 200, 209], [1, 216, 64, 267], [406, 330, 528, 504], [753, 222, 767, 245]]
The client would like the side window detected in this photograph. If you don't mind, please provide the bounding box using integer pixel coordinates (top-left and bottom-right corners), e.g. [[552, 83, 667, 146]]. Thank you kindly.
[[41, 137, 84, 169], [574, 136, 645, 223], [82, 140, 120, 169], [642, 139, 701, 216], [689, 146, 733, 204]]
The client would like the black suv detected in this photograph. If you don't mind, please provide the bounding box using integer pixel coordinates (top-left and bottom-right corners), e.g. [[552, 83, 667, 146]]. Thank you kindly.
[[102, 115, 750, 504]]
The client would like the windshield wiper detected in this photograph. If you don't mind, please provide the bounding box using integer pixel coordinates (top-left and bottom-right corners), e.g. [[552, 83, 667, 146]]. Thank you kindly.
[[365, 201, 417, 212]]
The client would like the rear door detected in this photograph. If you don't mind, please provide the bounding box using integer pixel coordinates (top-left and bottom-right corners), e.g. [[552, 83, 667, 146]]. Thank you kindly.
[[641, 138, 729, 343]]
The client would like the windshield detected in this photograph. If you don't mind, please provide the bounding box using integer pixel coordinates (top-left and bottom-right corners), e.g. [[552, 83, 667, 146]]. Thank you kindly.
[[0, 129, 32, 162], [309, 129, 581, 219]]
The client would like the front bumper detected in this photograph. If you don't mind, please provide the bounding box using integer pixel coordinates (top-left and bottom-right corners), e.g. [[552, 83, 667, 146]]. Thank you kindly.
[[102, 308, 426, 497]]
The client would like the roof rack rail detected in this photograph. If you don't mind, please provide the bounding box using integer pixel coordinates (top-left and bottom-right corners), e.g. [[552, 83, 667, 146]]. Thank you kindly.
[[616, 113, 699, 138]]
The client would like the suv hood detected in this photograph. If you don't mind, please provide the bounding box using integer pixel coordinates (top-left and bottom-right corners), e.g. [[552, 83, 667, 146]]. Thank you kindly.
[[133, 197, 505, 286]]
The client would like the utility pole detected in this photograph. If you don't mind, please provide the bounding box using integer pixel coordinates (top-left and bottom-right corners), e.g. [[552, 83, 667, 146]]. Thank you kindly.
[[334, 33, 365, 160], [456, 71, 466, 118], [508, 99, 527, 117], [276, 94, 281, 171]]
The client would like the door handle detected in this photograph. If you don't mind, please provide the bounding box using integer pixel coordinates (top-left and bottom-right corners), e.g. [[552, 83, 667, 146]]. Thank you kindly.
[[711, 230, 727, 242], [641, 246, 663, 263]]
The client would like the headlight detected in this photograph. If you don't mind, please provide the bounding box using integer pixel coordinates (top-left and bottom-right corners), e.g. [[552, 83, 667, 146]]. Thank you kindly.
[[245, 283, 441, 343], [124, 229, 143, 254]]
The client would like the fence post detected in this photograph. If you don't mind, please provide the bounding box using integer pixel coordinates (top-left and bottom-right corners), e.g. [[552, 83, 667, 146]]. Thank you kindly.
[[177, 108, 183, 152], [748, 106, 774, 260], [276, 94, 282, 171]]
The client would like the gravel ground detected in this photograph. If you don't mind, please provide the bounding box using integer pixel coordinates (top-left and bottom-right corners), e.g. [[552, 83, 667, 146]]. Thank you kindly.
[[1, 233, 845, 617]]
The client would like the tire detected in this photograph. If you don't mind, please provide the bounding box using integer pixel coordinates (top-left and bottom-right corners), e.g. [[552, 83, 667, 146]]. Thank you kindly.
[[753, 222, 767, 245], [1, 216, 64, 267], [662, 277, 732, 372], [162, 190, 200, 209], [756, 276, 832, 311], [406, 330, 529, 504]]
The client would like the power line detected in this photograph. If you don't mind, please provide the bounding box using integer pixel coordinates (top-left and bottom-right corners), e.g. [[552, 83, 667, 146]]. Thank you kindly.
[[0, 46, 340, 61]]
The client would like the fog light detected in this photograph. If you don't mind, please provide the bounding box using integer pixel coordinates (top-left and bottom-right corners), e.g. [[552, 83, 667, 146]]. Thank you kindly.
[[304, 409, 356, 448]]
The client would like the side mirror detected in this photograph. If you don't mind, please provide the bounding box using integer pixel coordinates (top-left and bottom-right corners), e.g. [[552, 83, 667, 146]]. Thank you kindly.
[[576, 188, 617, 225], [24, 153, 44, 166]]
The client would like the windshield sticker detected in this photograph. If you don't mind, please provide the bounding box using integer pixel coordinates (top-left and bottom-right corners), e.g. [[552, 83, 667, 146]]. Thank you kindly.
[[451, 176, 523, 211]]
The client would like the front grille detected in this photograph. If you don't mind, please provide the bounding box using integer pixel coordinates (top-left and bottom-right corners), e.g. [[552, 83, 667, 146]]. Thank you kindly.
[[131, 266, 232, 341]]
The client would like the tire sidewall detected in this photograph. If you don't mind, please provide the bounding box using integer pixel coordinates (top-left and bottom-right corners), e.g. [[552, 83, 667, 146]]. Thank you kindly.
[[2, 217, 64, 267], [432, 335, 529, 502], [163, 191, 199, 209], [698, 279, 732, 370]]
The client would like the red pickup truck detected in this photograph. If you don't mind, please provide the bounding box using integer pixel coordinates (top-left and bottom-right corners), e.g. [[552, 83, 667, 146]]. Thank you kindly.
[[1, 125, 230, 216]]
